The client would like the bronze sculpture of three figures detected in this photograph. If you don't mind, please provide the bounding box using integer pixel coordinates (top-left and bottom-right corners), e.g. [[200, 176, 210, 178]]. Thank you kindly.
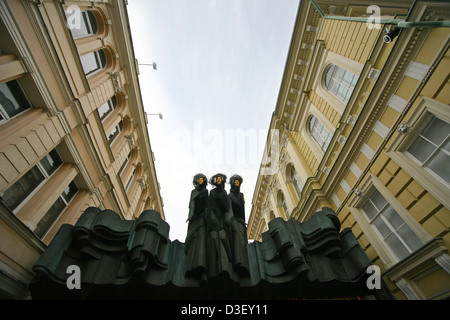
[[185, 173, 250, 281]]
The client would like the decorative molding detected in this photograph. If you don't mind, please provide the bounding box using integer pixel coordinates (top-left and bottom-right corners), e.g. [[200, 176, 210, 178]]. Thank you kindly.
[[435, 253, 450, 274], [367, 68, 381, 81], [346, 115, 356, 126], [397, 123, 412, 134], [109, 72, 123, 93], [396, 278, 420, 300]]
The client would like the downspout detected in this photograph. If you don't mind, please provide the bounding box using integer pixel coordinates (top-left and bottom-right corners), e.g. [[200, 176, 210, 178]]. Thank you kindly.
[[310, 0, 450, 29]]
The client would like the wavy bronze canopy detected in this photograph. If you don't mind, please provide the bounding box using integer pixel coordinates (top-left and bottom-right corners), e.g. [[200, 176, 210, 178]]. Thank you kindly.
[[30, 206, 383, 299]]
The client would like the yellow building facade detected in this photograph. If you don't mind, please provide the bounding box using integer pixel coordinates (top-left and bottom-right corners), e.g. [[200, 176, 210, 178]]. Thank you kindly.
[[0, 0, 164, 299], [248, 0, 450, 299]]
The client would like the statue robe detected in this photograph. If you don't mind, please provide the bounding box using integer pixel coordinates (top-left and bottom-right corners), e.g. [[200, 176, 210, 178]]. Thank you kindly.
[[184, 187, 208, 279], [206, 187, 234, 279], [228, 190, 250, 277]]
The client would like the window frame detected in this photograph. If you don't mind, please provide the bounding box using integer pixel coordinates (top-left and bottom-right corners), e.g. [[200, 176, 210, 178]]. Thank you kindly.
[[80, 49, 107, 77], [308, 114, 332, 153], [323, 64, 359, 104], [107, 119, 123, 145], [125, 168, 136, 194], [0, 80, 32, 125], [405, 116, 450, 184], [289, 165, 303, 201], [387, 97, 450, 209], [360, 188, 423, 261], [349, 174, 431, 268], [98, 95, 117, 122], [65, 9, 98, 39], [1, 148, 63, 214], [34, 180, 78, 239]]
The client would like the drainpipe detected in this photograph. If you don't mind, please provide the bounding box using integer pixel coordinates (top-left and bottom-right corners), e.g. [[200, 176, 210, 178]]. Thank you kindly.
[[310, 0, 450, 40]]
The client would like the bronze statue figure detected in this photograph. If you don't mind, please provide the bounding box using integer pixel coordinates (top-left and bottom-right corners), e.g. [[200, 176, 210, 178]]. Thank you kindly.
[[185, 173, 208, 279], [228, 174, 250, 277], [206, 173, 233, 279]]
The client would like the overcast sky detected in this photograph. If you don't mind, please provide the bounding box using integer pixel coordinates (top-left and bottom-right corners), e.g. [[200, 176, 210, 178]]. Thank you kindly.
[[127, 0, 299, 241]]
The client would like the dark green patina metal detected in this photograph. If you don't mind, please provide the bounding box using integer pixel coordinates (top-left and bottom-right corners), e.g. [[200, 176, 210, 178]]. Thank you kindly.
[[30, 205, 382, 299]]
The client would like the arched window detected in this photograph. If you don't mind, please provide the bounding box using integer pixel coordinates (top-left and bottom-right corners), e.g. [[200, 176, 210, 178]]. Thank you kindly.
[[80, 49, 106, 77], [309, 115, 332, 152], [66, 10, 98, 39], [98, 95, 117, 121], [324, 64, 358, 104], [107, 120, 123, 145], [290, 166, 303, 199], [277, 190, 288, 218]]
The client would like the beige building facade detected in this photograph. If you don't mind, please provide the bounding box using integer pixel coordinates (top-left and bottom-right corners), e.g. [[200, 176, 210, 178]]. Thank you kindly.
[[248, 0, 450, 299], [0, 0, 164, 299]]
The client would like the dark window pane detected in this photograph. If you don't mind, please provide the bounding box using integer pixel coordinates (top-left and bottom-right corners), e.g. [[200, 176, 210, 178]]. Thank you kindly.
[[62, 181, 78, 203], [0, 81, 31, 119], [39, 149, 62, 177], [421, 117, 449, 146], [2, 166, 44, 211], [34, 197, 66, 238], [428, 150, 450, 183]]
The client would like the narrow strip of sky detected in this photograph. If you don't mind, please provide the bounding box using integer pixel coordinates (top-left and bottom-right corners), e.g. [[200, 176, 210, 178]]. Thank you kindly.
[[128, 0, 300, 241]]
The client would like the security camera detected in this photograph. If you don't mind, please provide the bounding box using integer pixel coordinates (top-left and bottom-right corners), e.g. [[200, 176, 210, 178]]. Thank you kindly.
[[383, 26, 401, 43]]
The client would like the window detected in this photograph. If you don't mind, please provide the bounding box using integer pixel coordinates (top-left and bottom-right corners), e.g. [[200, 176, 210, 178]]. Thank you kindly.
[[387, 97, 450, 210], [98, 96, 117, 121], [66, 10, 98, 39], [277, 191, 289, 217], [125, 168, 136, 193], [34, 181, 78, 238], [406, 116, 450, 184], [0, 80, 31, 124], [80, 50, 106, 76], [324, 64, 358, 104], [2, 149, 62, 212], [290, 166, 303, 200], [361, 189, 423, 261], [309, 115, 332, 152], [107, 120, 123, 145], [118, 151, 131, 177]]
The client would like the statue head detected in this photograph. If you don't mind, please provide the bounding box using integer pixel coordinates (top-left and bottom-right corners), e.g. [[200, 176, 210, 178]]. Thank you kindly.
[[210, 173, 227, 189], [230, 174, 243, 192], [193, 173, 208, 189]]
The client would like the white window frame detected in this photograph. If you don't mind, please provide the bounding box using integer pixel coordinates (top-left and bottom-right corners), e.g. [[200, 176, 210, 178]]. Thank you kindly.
[[308, 114, 332, 153], [349, 174, 431, 268], [387, 97, 450, 209], [80, 50, 106, 77], [323, 64, 359, 104], [290, 165, 303, 200], [299, 101, 336, 161], [313, 50, 364, 114], [65, 10, 98, 39]]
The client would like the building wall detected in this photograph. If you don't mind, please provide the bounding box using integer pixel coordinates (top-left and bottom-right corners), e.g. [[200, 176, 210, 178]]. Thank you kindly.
[[0, 0, 164, 299], [248, 0, 450, 300]]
